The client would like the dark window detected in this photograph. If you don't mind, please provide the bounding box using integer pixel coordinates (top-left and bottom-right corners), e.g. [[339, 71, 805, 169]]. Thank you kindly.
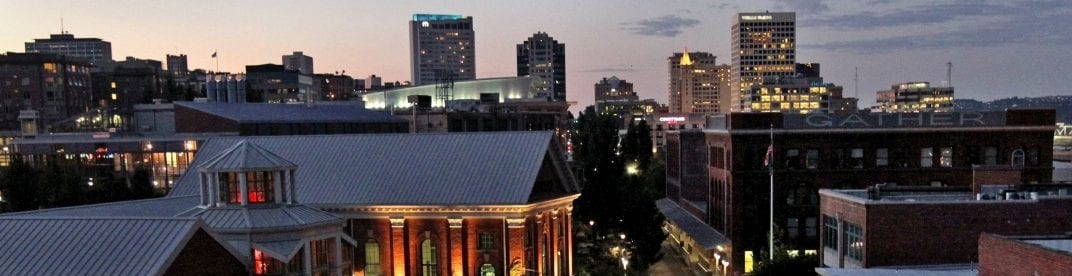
[[823, 216, 838, 250], [786, 149, 801, 169], [1012, 149, 1025, 167], [845, 223, 863, 261], [875, 148, 889, 167], [920, 147, 934, 168], [985, 147, 998, 165], [806, 149, 819, 169], [218, 172, 239, 203], [479, 232, 494, 251]]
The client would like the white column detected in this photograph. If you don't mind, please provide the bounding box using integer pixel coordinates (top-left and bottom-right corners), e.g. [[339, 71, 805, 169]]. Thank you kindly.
[[238, 172, 248, 205], [273, 171, 283, 203], [209, 173, 219, 207], [335, 237, 344, 276], [303, 241, 313, 275]]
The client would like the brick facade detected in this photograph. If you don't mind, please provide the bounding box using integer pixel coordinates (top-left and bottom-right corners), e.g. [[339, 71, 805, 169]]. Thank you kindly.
[[978, 233, 1072, 276]]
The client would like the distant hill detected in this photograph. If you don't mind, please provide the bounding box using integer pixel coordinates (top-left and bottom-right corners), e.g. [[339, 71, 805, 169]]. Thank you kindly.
[[955, 96, 1072, 123]]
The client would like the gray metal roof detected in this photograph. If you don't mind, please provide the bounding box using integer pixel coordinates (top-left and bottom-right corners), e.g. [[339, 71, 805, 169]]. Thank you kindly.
[[170, 132, 565, 205], [655, 198, 729, 250], [180, 205, 341, 230], [0, 195, 201, 218], [0, 217, 216, 276], [175, 101, 407, 123], [254, 240, 305, 262], [200, 140, 297, 171]]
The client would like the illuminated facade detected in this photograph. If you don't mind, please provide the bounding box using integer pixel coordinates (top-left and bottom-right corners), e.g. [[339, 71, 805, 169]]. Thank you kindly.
[[744, 76, 845, 113], [517, 32, 566, 101], [730, 12, 796, 112], [362, 76, 539, 110], [594, 76, 637, 103], [873, 82, 954, 112], [669, 50, 723, 114], [410, 14, 475, 86]]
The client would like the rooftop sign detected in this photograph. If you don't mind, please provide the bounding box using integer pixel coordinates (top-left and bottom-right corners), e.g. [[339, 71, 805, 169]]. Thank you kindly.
[[741, 15, 773, 21], [784, 112, 1006, 129], [413, 14, 465, 21]]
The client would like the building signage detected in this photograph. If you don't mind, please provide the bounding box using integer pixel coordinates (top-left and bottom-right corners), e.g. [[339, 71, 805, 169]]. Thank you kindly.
[[741, 15, 773, 21], [1057, 123, 1072, 136], [783, 112, 1006, 129], [660, 117, 687, 122]]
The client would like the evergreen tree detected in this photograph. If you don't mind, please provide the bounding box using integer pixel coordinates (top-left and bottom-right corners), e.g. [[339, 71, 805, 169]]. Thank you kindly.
[[1, 155, 41, 212], [129, 166, 157, 199]]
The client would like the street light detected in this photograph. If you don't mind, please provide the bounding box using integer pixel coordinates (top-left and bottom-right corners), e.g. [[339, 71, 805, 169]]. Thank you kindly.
[[621, 257, 629, 275], [721, 260, 730, 276]]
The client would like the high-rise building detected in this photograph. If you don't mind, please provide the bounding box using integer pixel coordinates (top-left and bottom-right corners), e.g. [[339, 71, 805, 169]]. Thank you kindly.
[[282, 51, 313, 75], [25, 33, 113, 72], [166, 54, 189, 77], [731, 12, 796, 112], [517, 32, 566, 101], [409, 14, 475, 86], [594, 76, 636, 103], [873, 82, 954, 112], [669, 50, 722, 114]]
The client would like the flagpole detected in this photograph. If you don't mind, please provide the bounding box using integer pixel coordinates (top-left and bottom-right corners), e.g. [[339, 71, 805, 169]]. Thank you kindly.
[[769, 123, 775, 261], [214, 49, 219, 73]]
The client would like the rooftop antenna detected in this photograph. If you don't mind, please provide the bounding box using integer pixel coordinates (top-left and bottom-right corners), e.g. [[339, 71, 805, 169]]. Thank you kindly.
[[946, 62, 953, 87], [60, 17, 65, 34], [854, 66, 859, 98]]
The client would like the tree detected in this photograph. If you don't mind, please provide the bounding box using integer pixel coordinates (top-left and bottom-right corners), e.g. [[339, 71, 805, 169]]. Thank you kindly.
[[0, 155, 41, 212], [751, 225, 819, 276], [129, 166, 156, 199]]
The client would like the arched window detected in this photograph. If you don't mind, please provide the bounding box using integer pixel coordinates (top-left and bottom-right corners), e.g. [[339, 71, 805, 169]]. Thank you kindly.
[[480, 263, 496, 276], [421, 239, 438, 276], [1012, 149, 1025, 167], [365, 240, 381, 276]]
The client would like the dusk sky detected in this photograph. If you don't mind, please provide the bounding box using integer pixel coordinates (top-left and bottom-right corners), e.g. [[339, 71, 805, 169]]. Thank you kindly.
[[2, 0, 1070, 113]]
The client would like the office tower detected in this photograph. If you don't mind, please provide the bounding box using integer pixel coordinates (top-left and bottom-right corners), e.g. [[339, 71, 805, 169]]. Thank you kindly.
[[669, 50, 721, 113], [282, 51, 313, 75], [25, 33, 113, 72], [594, 76, 637, 102], [245, 64, 315, 103], [873, 82, 954, 112], [730, 12, 796, 112], [166, 54, 189, 77], [517, 32, 566, 101], [409, 14, 475, 86]]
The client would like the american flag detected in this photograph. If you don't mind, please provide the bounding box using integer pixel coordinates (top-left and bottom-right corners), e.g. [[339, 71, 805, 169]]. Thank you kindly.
[[763, 143, 773, 167]]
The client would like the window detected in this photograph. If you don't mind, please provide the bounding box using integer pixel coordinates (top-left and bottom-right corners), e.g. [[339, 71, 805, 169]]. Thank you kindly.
[[851, 148, 864, 169], [823, 214, 840, 249], [365, 240, 381, 276], [920, 147, 934, 168], [480, 263, 496, 276], [984, 147, 998, 165], [787, 218, 800, 239], [845, 223, 863, 261], [421, 239, 438, 276], [310, 238, 336, 276], [247, 171, 274, 203], [806, 149, 819, 169], [218, 172, 239, 203], [744, 250, 754, 273], [1012, 149, 1025, 167], [786, 149, 801, 169], [939, 147, 953, 167], [876, 148, 889, 167], [252, 249, 303, 275], [805, 217, 818, 238], [479, 232, 494, 251]]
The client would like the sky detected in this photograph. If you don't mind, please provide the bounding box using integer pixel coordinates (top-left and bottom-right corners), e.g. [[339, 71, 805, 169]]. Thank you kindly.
[[2, 0, 1070, 114]]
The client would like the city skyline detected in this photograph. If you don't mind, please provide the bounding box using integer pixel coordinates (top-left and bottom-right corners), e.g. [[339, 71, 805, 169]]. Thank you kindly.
[[2, 0, 1070, 113]]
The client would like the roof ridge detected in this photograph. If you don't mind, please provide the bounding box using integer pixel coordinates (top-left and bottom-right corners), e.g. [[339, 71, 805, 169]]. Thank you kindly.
[[0, 195, 201, 217], [0, 216, 199, 221]]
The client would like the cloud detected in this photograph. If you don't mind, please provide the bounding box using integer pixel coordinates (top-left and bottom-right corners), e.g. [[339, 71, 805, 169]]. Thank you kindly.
[[772, 0, 828, 15], [620, 15, 700, 37], [802, 1, 1065, 30], [805, 10, 1072, 53]]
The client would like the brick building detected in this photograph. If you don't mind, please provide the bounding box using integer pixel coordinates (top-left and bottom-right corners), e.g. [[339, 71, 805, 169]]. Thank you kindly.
[[661, 109, 1056, 274], [978, 233, 1072, 276], [0, 52, 94, 131], [820, 185, 1072, 269]]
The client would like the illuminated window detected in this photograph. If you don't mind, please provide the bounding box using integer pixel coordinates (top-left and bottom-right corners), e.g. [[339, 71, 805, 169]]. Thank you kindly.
[[744, 251, 754, 273], [480, 263, 496, 276], [421, 239, 438, 276], [252, 249, 302, 275], [246, 171, 274, 203], [845, 223, 863, 261], [365, 240, 381, 276], [940, 147, 953, 167], [851, 148, 864, 169]]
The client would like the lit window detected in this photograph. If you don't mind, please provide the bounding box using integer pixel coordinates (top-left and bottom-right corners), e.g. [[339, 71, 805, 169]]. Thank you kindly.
[[744, 251, 754, 273], [246, 171, 274, 203], [480, 263, 496, 276], [421, 239, 438, 276], [851, 148, 864, 169], [940, 147, 953, 167], [365, 240, 382, 276], [845, 223, 863, 261]]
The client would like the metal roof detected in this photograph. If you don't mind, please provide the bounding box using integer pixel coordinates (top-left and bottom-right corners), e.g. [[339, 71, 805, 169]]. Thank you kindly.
[[655, 198, 729, 250], [171, 132, 562, 205], [0, 195, 201, 218], [175, 101, 406, 123], [200, 140, 297, 171], [0, 217, 221, 276], [180, 205, 341, 230]]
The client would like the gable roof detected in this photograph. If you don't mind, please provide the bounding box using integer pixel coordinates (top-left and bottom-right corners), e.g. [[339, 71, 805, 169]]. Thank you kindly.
[[175, 101, 407, 124], [0, 217, 232, 276], [170, 131, 572, 205], [200, 140, 297, 172]]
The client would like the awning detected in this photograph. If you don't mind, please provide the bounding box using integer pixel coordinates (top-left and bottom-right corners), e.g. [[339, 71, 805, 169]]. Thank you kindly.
[[655, 198, 729, 250]]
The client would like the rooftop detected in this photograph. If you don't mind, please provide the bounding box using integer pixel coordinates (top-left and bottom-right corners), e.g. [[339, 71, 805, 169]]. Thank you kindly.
[[821, 184, 1072, 205], [175, 101, 406, 124], [412, 14, 467, 21]]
